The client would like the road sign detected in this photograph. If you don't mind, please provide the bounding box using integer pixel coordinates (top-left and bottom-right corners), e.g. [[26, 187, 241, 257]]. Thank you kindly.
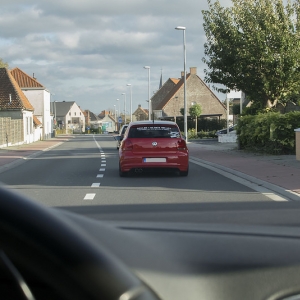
[[118, 117, 122, 124]]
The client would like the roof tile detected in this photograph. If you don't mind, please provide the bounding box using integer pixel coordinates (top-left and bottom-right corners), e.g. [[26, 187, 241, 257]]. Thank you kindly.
[[0, 68, 34, 111], [10, 67, 44, 88]]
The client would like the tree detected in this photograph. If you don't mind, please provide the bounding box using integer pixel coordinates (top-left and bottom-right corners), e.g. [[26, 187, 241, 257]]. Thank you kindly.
[[0, 58, 9, 68], [202, 0, 300, 109], [189, 104, 202, 133]]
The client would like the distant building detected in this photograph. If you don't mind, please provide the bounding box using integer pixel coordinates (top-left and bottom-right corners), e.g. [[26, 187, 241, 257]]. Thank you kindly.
[[84, 110, 101, 130], [151, 67, 226, 122], [98, 110, 117, 132], [53, 101, 85, 133], [132, 105, 149, 121]]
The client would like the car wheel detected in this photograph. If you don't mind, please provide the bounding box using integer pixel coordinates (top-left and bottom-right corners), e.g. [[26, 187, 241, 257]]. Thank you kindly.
[[119, 163, 127, 177], [180, 167, 189, 177]]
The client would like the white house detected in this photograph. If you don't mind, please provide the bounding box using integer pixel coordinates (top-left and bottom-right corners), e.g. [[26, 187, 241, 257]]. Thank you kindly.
[[54, 101, 85, 133], [10, 68, 52, 140], [0, 68, 36, 146]]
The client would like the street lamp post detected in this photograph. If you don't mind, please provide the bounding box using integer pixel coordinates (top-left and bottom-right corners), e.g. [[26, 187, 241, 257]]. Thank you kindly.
[[127, 84, 132, 122], [144, 66, 151, 120], [114, 105, 116, 131], [54, 101, 57, 129], [116, 99, 120, 117], [175, 26, 187, 142], [122, 93, 126, 125]]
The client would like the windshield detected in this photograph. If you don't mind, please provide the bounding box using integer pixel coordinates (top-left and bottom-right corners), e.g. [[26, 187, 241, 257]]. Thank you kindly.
[[2, 1, 300, 300], [0, 0, 299, 225]]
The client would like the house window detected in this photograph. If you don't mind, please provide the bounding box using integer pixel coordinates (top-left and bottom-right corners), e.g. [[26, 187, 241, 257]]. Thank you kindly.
[[75, 112, 76, 116], [68, 120, 71, 124], [69, 112, 71, 116]]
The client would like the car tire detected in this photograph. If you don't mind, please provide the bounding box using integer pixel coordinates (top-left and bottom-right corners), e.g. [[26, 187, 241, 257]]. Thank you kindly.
[[180, 167, 189, 177], [119, 163, 127, 177]]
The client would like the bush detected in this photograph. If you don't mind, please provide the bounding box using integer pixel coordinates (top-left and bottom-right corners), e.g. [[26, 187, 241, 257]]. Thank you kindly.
[[197, 130, 217, 139], [187, 129, 198, 139], [237, 111, 300, 154], [185, 129, 216, 139]]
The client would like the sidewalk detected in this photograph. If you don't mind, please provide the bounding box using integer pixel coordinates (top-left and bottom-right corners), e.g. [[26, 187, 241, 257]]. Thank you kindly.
[[0, 136, 73, 174], [0, 136, 299, 201], [188, 140, 300, 201]]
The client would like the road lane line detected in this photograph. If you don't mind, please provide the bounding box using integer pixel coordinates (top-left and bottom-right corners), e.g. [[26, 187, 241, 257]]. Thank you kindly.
[[190, 158, 288, 202], [84, 193, 96, 200], [99, 168, 105, 172], [101, 164, 106, 167], [91, 183, 100, 187], [97, 174, 104, 178]]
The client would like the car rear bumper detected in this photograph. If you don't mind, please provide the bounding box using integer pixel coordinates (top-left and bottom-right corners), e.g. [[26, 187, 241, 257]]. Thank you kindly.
[[120, 152, 189, 172]]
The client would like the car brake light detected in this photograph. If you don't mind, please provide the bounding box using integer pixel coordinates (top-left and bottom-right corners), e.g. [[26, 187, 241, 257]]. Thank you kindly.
[[122, 140, 133, 151], [177, 140, 187, 151]]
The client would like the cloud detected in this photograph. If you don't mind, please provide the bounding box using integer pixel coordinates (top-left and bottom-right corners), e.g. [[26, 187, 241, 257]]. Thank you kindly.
[[0, 0, 229, 114]]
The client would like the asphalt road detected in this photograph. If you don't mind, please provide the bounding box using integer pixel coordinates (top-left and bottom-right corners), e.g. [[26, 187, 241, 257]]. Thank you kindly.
[[0, 135, 271, 215]]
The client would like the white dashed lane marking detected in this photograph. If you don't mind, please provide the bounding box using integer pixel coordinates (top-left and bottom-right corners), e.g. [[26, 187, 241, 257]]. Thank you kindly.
[[91, 183, 101, 187], [89, 136, 109, 200], [84, 193, 96, 200]]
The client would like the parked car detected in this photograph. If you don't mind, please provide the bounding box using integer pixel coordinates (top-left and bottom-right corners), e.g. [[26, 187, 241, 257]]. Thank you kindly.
[[119, 120, 189, 177], [115, 124, 128, 149], [215, 124, 237, 136]]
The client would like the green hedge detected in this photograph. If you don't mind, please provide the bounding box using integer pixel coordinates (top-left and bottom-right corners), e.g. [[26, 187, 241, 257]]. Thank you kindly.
[[237, 112, 300, 154], [186, 129, 217, 139]]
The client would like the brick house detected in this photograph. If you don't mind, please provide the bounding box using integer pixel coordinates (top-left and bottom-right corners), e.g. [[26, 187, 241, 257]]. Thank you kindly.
[[151, 67, 226, 122], [84, 110, 101, 129], [132, 105, 149, 121]]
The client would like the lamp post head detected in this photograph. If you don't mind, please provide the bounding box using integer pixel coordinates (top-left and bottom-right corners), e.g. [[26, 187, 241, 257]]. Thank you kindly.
[[122, 93, 126, 95], [175, 26, 186, 30], [127, 84, 131, 86], [144, 66, 150, 69]]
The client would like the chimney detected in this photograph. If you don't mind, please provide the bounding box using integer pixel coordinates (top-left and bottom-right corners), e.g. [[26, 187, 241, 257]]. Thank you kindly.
[[181, 71, 185, 78], [138, 104, 141, 108], [190, 67, 197, 75]]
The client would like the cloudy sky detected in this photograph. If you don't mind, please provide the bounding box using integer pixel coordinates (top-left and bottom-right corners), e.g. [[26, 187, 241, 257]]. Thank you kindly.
[[1, 0, 230, 115]]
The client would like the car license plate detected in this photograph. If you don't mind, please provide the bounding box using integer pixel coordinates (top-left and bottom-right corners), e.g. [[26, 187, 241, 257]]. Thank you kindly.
[[143, 158, 166, 163]]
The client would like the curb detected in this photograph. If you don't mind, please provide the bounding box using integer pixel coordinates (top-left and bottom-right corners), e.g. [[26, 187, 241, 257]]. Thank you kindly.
[[190, 156, 300, 202]]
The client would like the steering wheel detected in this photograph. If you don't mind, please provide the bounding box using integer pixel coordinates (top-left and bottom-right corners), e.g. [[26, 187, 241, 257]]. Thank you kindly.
[[0, 186, 160, 300]]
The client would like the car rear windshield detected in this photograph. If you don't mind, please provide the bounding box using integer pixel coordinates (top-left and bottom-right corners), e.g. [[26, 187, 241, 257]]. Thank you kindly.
[[128, 125, 180, 138]]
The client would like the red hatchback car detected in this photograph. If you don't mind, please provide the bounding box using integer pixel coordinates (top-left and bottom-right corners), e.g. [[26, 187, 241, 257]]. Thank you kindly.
[[119, 121, 189, 177]]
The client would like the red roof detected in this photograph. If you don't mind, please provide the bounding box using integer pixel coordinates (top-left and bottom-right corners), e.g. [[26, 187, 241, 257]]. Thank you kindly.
[[10, 67, 44, 88], [0, 68, 34, 111]]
